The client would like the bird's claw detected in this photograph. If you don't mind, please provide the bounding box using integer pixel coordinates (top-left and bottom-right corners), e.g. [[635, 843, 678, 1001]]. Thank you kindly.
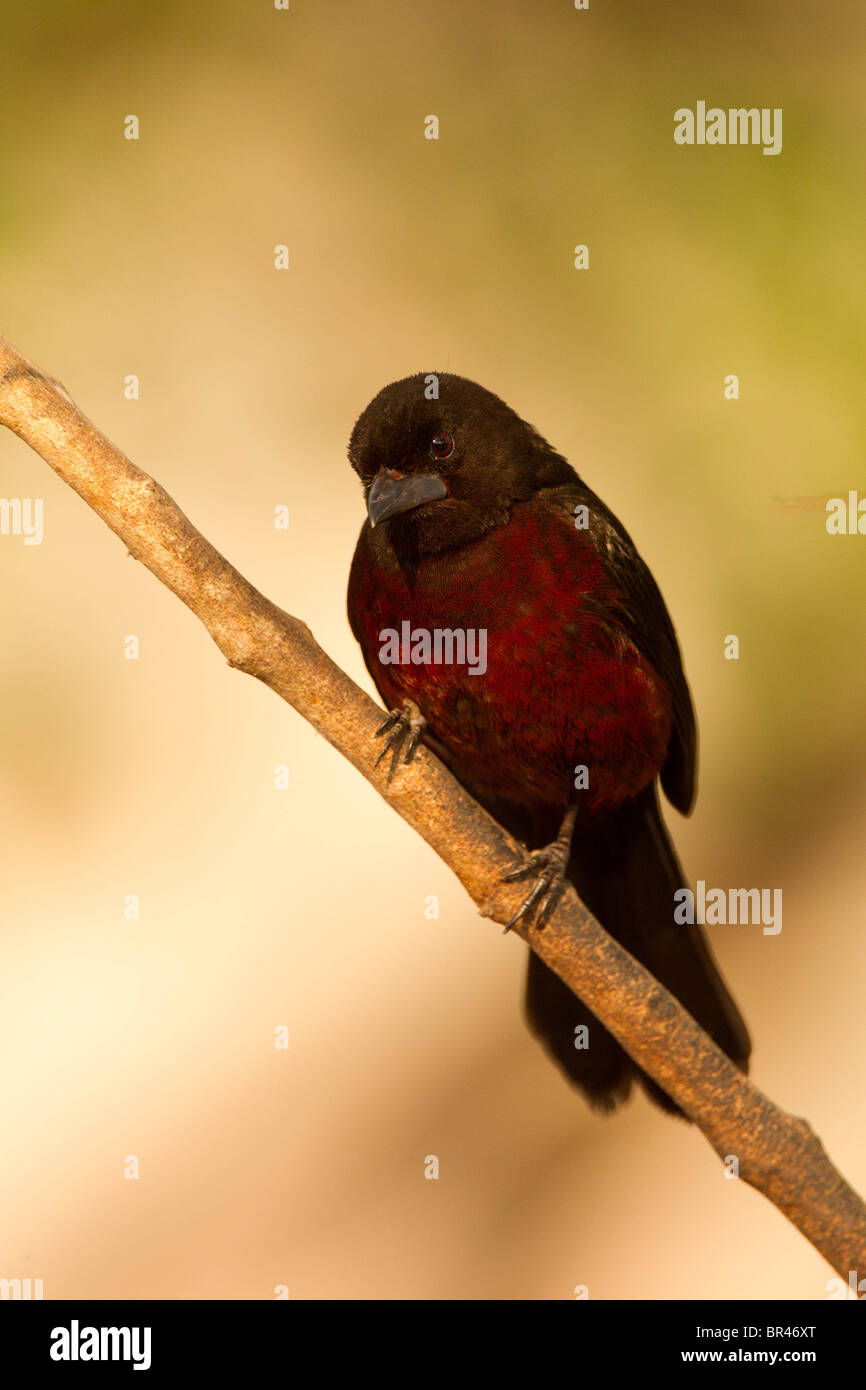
[[502, 844, 569, 932], [375, 701, 427, 779]]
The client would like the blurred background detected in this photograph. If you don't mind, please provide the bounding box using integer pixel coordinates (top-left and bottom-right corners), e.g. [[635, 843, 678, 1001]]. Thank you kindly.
[[0, 0, 864, 1300]]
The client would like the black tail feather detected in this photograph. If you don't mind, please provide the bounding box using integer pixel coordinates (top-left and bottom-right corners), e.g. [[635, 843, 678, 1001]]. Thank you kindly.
[[524, 785, 750, 1116]]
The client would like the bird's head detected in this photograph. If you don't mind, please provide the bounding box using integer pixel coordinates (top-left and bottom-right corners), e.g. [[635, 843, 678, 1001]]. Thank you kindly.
[[348, 372, 574, 555]]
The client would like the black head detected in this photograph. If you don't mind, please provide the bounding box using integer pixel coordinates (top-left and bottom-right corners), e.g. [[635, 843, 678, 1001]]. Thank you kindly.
[[348, 372, 575, 556]]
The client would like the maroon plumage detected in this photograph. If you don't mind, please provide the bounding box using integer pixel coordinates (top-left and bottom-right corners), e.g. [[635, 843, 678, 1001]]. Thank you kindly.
[[347, 372, 750, 1114]]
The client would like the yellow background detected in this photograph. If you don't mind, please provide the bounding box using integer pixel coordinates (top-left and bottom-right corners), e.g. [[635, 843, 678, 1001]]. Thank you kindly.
[[1, 1, 864, 1299]]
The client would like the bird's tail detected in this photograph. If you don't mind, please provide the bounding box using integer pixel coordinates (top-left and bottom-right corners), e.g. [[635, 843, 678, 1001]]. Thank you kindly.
[[524, 785, 751, 1116]]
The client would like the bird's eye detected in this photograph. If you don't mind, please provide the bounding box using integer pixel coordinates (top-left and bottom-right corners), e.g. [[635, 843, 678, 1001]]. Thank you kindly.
[[430, 431, 454, 460]]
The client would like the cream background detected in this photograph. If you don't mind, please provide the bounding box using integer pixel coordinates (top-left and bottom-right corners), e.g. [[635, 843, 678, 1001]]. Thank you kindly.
[[0, 1, 864, 1298]]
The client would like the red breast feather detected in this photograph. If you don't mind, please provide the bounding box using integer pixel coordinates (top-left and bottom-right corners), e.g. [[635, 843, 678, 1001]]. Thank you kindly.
[[348, 502, 672, 815]]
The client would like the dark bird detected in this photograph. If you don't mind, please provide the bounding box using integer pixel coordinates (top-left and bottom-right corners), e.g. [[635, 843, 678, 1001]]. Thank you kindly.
[[346, 372, 750, 1115]]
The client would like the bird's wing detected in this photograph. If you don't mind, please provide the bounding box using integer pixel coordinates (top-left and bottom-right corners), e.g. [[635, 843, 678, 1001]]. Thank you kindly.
[[543, 482, 697, 815]]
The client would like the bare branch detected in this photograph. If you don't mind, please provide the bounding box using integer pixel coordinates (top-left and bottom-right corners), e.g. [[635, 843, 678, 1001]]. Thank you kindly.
[[2, 332, 864, 1281]]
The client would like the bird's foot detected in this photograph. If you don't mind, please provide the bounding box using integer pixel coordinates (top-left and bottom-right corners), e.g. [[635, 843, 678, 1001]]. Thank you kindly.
[[375, 700, 427, 778], [501, 806, 579, 932]]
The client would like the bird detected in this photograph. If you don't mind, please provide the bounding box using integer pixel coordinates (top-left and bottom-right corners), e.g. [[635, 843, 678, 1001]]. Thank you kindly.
[[346, 371, 750, 1115]]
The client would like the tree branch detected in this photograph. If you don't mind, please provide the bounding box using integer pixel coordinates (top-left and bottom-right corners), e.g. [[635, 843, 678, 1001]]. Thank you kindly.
[[2, 332, 864, 1282]]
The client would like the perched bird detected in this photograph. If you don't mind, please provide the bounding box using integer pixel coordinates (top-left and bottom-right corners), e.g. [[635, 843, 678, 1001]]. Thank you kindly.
[[346, 372, 750, 1114]]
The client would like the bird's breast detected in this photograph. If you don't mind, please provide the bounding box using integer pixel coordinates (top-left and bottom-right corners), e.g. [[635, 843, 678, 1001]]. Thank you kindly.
[[349, 506, 672, 814]]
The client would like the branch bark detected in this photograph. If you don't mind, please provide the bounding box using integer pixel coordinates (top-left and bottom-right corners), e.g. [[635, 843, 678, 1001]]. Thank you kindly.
[[2, 332, 864, 1284]]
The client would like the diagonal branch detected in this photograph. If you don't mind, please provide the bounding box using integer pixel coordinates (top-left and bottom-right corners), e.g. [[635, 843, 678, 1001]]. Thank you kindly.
[[1, 331, 864, 1283]]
